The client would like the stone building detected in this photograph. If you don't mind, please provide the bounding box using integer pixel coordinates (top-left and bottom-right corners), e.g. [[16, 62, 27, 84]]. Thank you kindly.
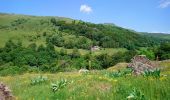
[[91, 46, 100, 51]]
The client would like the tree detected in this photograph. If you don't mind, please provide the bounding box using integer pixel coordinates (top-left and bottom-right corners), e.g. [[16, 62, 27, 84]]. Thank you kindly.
[[124, 50, 137, 62], [59, 48, 67, 56], [4, 40, 16, 52], [157, 42, 170, 60], [46, 42, 57, 58], [50, 18, 57, 25], [137, 48, 155, 60], [37, 44, 46, 52], [112, 52, 125, 65], [28, 43, 37, 51], [96, 54, 112, 68], [71, 48, 80, 58]]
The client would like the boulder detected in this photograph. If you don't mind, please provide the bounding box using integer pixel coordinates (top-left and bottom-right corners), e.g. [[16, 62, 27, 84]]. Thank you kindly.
[[78, 69, 89, 73], [0, 83, 14, 100]]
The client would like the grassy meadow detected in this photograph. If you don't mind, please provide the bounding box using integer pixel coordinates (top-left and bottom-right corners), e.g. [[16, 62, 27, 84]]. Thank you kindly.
[[0, 61, 170, 100]]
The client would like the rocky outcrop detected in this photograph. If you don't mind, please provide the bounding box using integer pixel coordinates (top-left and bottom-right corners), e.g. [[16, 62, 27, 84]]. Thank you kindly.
[[78, 69, 89, 73], [0, 83, 14, 100]]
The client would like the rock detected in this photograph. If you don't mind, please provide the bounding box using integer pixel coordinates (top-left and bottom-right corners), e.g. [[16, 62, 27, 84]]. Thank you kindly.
[[78, 69, 89, 73], [0, 83, 14, 100]]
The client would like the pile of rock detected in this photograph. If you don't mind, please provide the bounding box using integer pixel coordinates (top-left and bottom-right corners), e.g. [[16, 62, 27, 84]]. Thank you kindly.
[[128, 55, 157, 75], [0, 82, 14, 100]]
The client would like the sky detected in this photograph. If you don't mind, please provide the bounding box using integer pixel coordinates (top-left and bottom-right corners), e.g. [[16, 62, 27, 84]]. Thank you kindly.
[[0, 0, 170, 33]]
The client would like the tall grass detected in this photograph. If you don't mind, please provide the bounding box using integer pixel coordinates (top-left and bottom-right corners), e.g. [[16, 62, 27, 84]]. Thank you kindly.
[[0, 68, 169, 100]]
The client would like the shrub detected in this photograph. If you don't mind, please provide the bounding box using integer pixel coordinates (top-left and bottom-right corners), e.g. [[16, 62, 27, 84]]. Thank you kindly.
[[143, 69, 161, 78], [105, 68, 132, 78], [0, 66, 21, 76], [121, 68, 133, 75], [126, 88, 145, 100], [106, 71, 122, 78], [30, 76, 48, 85], [51, 79, 73, 93]]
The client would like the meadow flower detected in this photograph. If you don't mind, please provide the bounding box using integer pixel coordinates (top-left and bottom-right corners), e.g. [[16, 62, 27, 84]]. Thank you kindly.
[[160, 75, 167, 81], [99, 77, 102, 79], [114, 80, 118, 82]]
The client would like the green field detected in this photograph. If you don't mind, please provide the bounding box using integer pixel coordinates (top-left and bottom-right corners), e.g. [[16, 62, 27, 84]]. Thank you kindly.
[[0, 61, 170, 100], [55, 47, 127, 55]]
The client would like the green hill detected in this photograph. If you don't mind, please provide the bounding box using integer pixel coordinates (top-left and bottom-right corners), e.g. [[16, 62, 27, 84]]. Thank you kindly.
[[0, 13, 73, 47], [0, 13, 170, 74], [0, 13, 168, 49], [141, 32, 170, 40]]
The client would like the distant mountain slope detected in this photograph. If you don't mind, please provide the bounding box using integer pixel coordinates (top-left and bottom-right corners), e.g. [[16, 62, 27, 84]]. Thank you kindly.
[[141, 32, 170, 40], [0, 13, 169, 49]]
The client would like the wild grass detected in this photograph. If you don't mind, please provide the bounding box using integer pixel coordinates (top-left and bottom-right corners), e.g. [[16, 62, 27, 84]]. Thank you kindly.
[[55, 47, 126, 56], [0, 66, 170, 100]]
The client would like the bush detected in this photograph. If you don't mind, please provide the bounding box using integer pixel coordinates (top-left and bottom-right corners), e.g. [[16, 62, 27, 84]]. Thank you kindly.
[[157, 43, 170, 60], [143, 69, 161, 78], [137, 48, 155, 60], [30, 76, 48, 85], [0, 65, 27, 76], [105, 68, 132, 78], [127, 88, 145, 100], [51, 79, 73, 93]]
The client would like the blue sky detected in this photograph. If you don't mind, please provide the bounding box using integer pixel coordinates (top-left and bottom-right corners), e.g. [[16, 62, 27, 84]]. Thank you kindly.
[[0, 0, 170, 33]]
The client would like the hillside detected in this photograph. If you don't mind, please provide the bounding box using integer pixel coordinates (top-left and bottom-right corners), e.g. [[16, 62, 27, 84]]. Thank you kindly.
[[0, 13, 168, 49], [0, 13, 73, 47], [0, 13, 170, 73], [141, 32, 170, 40]]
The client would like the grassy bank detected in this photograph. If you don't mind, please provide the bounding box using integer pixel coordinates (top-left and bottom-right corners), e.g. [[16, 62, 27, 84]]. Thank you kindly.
[[0, 63, 170, 100]]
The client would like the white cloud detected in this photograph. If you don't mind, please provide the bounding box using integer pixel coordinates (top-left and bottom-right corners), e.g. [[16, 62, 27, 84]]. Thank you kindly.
[[80, 4, 92, 14], [159, 0, 170, 8]]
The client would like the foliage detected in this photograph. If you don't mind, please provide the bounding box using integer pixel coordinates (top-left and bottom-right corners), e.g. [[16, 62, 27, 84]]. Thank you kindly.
[[127, 88, 145, 100], [157, 43, 170, 60], [137, 48, 155, 60], [56, 20, 168, 49], [51, 79, 73, 93], [105, 68, 132, 78], [0, 64, 28, 76], [46, 32, 92, 49], [143, 69, 161, 78], [0, 39, 140, 75], [0, 40, 57, 72], [31, 75, 48, 85], [0, 13, 170, 75]]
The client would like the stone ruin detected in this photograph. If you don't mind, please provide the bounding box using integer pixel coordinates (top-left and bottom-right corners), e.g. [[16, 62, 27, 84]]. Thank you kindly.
[[128, 55, 157, 75], [91, 46, 100, 51], [0, 82, 14, 100]]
